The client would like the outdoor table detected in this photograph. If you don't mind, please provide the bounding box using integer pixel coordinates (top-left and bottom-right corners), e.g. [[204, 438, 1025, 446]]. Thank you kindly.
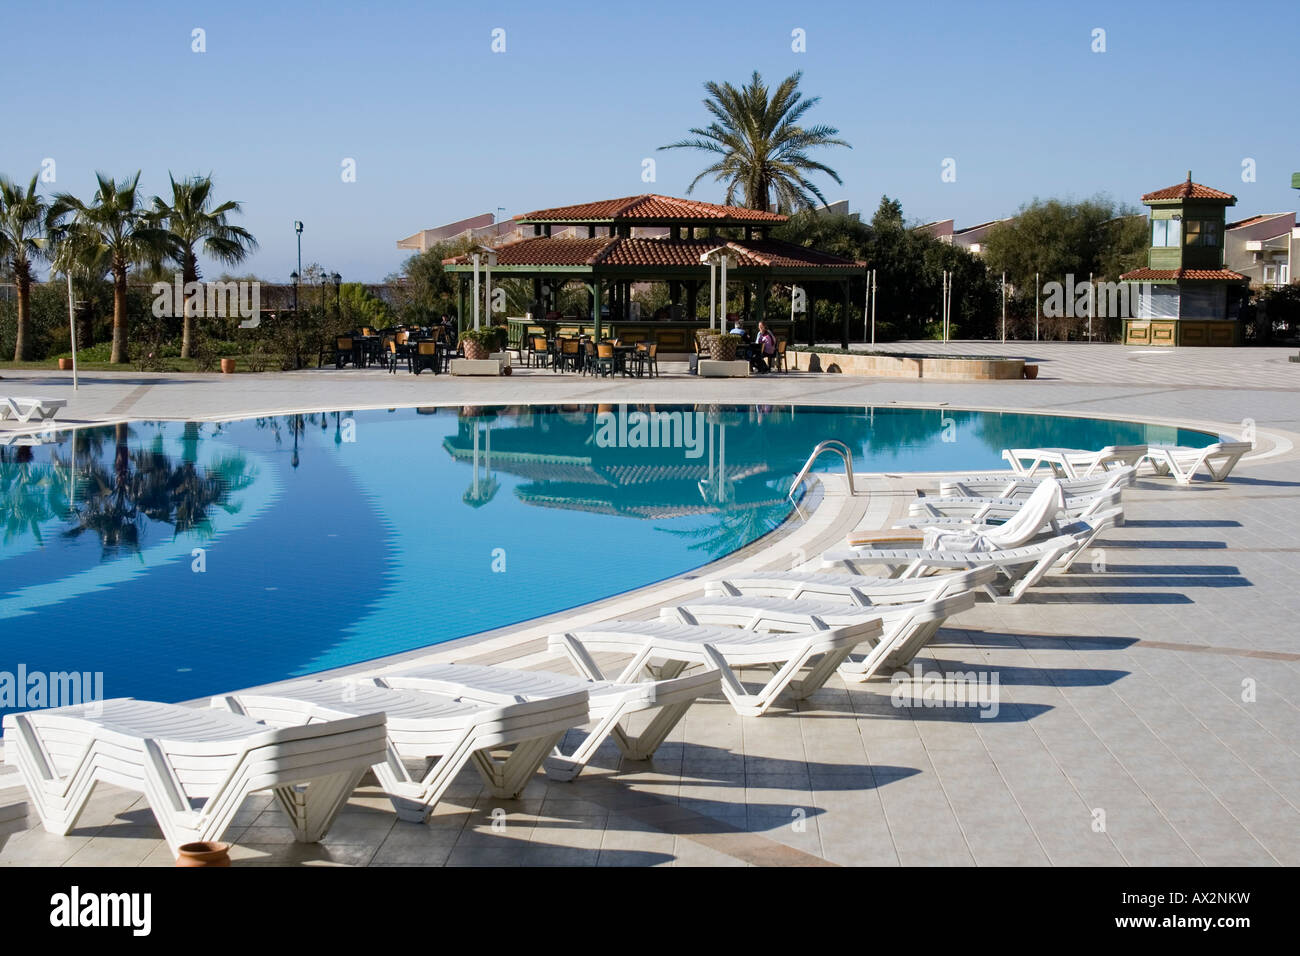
[[612, 344, 639, 377], [350, 335, 380, 367]]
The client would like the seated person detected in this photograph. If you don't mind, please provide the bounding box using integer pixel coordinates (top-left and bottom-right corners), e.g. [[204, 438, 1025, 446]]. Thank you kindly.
[[751, 321, 777, 374]]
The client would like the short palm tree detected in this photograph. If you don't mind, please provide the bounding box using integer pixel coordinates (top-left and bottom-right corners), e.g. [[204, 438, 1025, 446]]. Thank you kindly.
[[52, 173, 170, 364], [152, 174, 258, 358], [0, 174, 55, 361], [659, 70, 850, 213]]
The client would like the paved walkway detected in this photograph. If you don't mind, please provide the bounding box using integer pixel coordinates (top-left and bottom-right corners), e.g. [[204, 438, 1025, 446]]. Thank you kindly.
[[1, 342, 1297, 866]]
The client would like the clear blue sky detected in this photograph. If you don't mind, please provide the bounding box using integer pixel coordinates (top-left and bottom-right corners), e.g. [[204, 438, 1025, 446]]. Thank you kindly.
[[3, 0, 1297, 281]]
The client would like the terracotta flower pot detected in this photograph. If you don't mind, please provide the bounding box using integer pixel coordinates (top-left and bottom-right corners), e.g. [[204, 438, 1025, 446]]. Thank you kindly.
[[1022, 364, 1039, 380], [176, 841, 231, 867], [220, 358, 236, 374], [58, 358, 73, 370], [463, 340, 489, 361]]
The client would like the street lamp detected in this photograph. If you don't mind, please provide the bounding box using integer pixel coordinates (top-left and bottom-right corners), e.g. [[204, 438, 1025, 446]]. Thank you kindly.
[[290, 270, 301, 369], [331, 272, 341, 317]]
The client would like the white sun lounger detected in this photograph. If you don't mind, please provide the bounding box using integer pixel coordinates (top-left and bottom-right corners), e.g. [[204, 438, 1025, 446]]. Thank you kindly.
[[215, 680, 589, 821], [897, 485, 1123, 527], [662, 591, 978, 682], [823, 510, 1121, 604], [1139, 441, 1252, 484], [938, 466, 1135, 500], [3, 699, 387, 856], [849, 477, 1066, 552], [702, 565, 998, 606], [1002, 445, 1147, 479], [0, 799, 26, 852], [370, 662, 720, 781], [0, 397, 66, 424], [549, 619, 881, 717]]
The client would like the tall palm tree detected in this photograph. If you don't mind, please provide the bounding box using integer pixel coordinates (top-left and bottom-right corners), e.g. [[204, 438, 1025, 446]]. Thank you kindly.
[[52, 173, 169, 364], [152, 174, 258, 358], [659, 71, 850, 213], [0, 174, 55, 361]]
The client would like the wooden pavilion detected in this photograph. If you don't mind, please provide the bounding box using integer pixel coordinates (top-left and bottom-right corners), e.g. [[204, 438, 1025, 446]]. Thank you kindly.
[[441, 194, 868, 351]]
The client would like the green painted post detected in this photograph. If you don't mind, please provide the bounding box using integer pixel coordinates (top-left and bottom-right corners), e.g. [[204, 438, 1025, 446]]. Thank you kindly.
[[591, 282, 603, 342], [456, 279, 465, 334]]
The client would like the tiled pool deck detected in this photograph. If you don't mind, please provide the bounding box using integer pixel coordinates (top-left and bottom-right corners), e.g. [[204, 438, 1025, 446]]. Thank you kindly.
[[1, 341, 1297, 866]]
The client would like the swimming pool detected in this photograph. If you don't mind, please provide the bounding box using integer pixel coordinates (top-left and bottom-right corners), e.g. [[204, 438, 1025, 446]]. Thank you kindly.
[[0, 404, 1216, 716]]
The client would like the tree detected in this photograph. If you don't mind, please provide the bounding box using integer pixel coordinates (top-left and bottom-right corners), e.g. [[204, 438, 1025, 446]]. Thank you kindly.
[[982, 197, 1147, 291], [0, 174, 55, 361], [52, 173, 170, 364], [386, 235, 478, 323], [774, 195, 997, 340], [659, 70, 850, 212], [151, 174, 258, 358]]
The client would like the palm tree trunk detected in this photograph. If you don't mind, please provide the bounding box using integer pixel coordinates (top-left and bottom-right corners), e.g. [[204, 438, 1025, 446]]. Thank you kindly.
[[180, 249, 198, 359], [12, 271, 31, 362], [111, 266, 129, 364]]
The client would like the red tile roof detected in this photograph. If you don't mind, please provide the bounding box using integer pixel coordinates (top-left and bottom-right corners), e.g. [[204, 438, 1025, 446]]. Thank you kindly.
[[1141, 180, 1236, 202], [1120, 268, 1247, 281], [516, 195, 788, 224], [443, 237, 614, 267], [445, 236, 863, 270]]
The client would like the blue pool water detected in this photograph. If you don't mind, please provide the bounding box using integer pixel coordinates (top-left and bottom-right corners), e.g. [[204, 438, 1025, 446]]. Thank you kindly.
[[0, 404, 1215, 716]]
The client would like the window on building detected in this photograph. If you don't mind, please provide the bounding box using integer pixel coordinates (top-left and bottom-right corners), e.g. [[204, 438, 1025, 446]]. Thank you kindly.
[[1183, 220, 1220, 247], [1136, 286, 1179, 319], [1152, 219, 1181, 247]]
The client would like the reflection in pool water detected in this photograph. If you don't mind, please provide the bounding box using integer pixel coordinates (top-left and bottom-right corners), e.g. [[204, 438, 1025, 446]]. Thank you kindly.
[[0, 404, 1215, 716]]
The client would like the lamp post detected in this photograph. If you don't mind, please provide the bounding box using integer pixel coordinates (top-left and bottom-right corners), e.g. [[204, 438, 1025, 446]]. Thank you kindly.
[[290, 270, 301, 369], [331, 272, 341, 316]]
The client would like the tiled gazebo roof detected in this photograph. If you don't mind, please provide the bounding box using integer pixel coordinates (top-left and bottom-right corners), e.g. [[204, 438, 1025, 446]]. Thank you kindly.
[[515, 194, 788, 224], [443, 236, 864, 270], [1120, 268, 1247, 281], [1141, 180, 1236, 203]]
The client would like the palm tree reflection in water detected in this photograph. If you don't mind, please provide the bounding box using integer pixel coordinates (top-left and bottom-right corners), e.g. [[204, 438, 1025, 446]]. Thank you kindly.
[[62, 422, 257, 559]]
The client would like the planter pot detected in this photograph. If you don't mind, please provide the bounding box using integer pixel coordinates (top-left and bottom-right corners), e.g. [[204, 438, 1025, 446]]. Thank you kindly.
[[704, 336, 738, 362], [463, 341, 490, 361], [1022, 364, 1039, 380], [58, 358, 73, 371], [176, 841, 231, 867], [220, 358, 236, 374]]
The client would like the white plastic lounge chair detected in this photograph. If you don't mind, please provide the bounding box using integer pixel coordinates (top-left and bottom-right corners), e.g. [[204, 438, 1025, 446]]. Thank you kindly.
[[0, 397, 66, 424], [549, 619, 882, 717], [3, 699, 387, 856], [0, 799, 26, 851], [823, 510, 1122, 604], [702, 565, 998, 606], [215, 679, 589, 821], [1139, 441, 1252, 484], [662, 591, 978, 682], [1002, 445, 1147, 479], [897, 485, 1122, 527], [939, 466, 1135, 500], [370, 662, 720, 781], [849, 477, 1066, 552]]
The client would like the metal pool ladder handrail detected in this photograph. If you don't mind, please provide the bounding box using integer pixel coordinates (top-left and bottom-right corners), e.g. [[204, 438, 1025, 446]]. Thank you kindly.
[[789, 439, 856, 501]]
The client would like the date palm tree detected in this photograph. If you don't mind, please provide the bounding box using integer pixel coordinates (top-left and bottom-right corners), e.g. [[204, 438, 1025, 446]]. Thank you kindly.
[[52, 173, 169, 364], [152, 174, 258, 358], [0, 174, 55, 361], [659, 71, 850, 214]]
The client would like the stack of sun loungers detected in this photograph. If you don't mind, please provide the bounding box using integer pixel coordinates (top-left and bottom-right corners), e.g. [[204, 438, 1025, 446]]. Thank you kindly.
[[0, 440, 1252, 859]]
